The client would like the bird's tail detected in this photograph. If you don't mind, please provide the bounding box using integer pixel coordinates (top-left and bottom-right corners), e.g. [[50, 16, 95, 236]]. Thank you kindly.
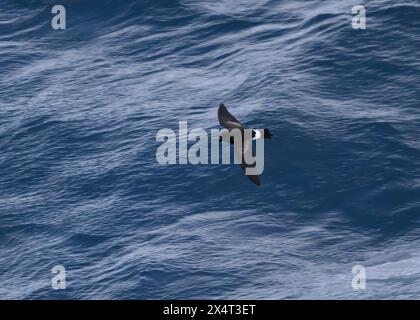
[[264, 129, 273, 139]]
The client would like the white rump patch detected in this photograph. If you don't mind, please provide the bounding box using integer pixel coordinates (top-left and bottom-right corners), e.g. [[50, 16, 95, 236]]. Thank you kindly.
[[252, 129, 262, 141]]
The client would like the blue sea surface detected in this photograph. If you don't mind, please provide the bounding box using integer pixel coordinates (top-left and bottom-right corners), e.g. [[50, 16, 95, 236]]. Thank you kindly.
[[0, 0, 419, 299]]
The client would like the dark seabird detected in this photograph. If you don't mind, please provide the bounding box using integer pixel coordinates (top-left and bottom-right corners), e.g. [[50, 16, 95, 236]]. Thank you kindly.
[[218, 103, 272, 186]]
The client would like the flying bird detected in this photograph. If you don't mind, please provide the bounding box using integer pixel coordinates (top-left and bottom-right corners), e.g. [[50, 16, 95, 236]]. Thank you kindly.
[[218, 103, 272, 186]]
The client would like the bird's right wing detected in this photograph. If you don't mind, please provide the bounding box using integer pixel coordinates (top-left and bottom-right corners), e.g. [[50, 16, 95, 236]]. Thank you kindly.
[[240, 161, 262, 186], [218, 103, 244, 130]]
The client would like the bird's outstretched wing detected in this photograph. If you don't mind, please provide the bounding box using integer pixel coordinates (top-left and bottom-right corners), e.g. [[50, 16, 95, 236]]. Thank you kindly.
[[218, 103, 244, 130], [241, 164, 262, 186]]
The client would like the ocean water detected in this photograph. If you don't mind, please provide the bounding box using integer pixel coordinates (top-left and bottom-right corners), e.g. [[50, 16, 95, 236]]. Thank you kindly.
[[0, 0, 419, 299]]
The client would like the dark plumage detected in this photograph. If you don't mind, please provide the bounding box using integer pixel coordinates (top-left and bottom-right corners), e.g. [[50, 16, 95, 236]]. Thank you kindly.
[[218, 103, 272, 186]]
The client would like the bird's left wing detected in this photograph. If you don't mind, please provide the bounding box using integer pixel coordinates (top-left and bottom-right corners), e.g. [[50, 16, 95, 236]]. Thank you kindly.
[[218, 103, 244, 130]]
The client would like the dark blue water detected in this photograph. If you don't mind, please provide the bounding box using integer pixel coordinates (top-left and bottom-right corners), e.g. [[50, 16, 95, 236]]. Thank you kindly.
[[1, 0, 419, 299]]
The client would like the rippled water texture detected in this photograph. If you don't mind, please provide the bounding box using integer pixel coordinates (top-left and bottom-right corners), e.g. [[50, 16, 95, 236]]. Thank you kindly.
[[0, 0, 419, 299]]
